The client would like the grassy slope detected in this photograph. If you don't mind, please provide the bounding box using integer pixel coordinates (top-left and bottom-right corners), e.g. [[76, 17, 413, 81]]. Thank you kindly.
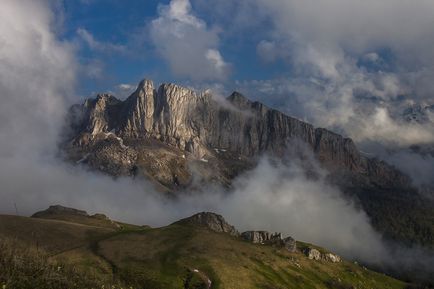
[[0, 215, 407, 289]]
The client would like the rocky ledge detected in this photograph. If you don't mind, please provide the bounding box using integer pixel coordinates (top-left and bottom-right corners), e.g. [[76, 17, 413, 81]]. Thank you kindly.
[[32, 205, 121, 229], [173, 212, 239, 236], [241, 231, 296, 252], [303, 247, 341, 263]]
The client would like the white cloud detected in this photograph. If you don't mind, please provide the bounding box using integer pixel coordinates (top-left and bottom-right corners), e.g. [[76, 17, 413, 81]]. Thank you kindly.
[[256, 40, 292, 63], [118, 83, 135, 91], [363, 52, 380, 63], [254, 0, 434, 65], [77, 27, 125, 53], [208, 0, 434, 149], [0, 0, 76, 154], [150, 0, 230, 81]]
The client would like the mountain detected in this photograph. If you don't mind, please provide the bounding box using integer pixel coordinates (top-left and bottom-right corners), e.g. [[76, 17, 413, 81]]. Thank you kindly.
[[64, 78, 434, 247], [0, 206, 411, 289]]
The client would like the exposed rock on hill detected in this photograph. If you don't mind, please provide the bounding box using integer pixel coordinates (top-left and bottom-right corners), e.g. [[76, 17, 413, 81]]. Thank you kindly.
[[241, 231, 278, 244], [32, 205, 121, 229], [173, 212, 239, 236], [32, 205, 88, 218], [305, 248, 322, 261], [303, 247, 341, 263], [241, 230, 297, 252]]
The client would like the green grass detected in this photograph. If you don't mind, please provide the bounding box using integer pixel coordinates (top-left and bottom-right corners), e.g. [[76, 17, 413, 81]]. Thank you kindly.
[[0, 215, 409, 289]]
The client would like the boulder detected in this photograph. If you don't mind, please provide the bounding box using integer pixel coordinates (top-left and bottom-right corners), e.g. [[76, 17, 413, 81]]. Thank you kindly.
[[303, 247, 341, 263], [283, 236, 297, 252], [324, 253, 341, 263], [241, 231, 296, 252], [304, 248, 321, 261]]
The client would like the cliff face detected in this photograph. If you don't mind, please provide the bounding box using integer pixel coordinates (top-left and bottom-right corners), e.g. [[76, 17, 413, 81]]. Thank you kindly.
[[67, 78, 409, 190]]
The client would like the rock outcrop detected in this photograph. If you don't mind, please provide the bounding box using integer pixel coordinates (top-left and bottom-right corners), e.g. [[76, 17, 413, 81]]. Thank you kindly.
[[173, 212, 239, 236], [32, 205, 89, 218], [241, 231, 279, 244], [32, 205, 122, 229], [304, 248, 322, 260], [283, 236, 297, 253], [303, 247, 341, 263], [241, 231, 296, 252]]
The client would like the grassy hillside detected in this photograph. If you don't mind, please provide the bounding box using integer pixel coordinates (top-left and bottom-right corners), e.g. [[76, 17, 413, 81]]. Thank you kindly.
[[0, 213, 409, 289]]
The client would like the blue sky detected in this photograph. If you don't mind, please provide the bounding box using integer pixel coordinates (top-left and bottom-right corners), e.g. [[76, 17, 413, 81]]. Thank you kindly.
[[63, 0, 169, 95], [62, 0, 286, 98]]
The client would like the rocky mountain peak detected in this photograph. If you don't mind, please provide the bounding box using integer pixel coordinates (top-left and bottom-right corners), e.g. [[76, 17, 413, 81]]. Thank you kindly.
[[66, 77, 411, 188], [136, 78, 154, 92], [173, 212, 239, 236], [128, 79, 155, 105], [227, 91, 253, 108]]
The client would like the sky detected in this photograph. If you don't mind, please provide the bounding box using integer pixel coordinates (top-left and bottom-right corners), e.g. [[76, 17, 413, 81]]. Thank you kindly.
[[63, 0, 283, 97]]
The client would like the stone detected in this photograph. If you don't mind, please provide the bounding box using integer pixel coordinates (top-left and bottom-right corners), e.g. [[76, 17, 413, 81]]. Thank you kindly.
[[241, 231, 273, 244], [324, 253, 341, 263], [173, 212, 239, 236], [304, 248, 321, 261], [241, 231, 296, 251], [283, 236, 297, 252]]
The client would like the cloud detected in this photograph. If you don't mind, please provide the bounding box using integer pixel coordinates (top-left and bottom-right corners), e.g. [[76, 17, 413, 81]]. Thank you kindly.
[[253, 0, 434, 67], [117, 83, 136, 91], [220, 157, 386, 263], [113, 83, 137, 98], [77, 28, 126, 53], [0, 0, 76, 154], [150, 0, 230, 81], [256, 40, 292, 63], [188, 0, 434, 149], [259, 0, 434, 143]]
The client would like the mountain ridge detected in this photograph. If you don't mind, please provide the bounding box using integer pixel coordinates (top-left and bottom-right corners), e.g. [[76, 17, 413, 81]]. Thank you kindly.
[[64, 78, 434, 247], [67, 78, 409, 187]]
